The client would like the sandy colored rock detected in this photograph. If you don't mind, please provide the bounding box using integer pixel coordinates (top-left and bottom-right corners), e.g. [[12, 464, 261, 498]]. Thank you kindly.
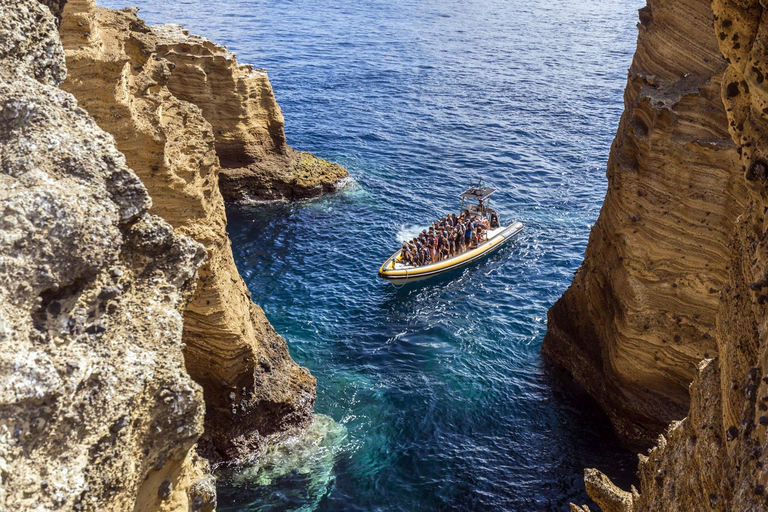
[[583, 468, 636, 512], [626, 0, 768, 509], [551, 0, 768, 509], [149, 23, 348, 202], [0, 1, 212, 510], [543, 0, 746, 446], [59, 0, 316, 463]]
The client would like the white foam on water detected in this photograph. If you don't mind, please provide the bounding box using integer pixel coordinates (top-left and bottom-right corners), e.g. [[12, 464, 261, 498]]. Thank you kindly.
[[396, 224, 425, 244]]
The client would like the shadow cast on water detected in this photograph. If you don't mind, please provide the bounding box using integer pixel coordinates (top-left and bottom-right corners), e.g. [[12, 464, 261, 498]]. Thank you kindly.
[[538, 357, 640, 496]]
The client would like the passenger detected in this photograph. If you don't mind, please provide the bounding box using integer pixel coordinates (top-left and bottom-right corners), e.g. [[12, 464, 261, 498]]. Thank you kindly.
[[465, 219, 474, 248], [451, 213, 458, 227], [430, 238, 437, 264]]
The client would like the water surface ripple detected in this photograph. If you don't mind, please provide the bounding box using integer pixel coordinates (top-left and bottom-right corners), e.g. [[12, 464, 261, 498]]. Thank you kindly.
[[99, 0, 644, 509]]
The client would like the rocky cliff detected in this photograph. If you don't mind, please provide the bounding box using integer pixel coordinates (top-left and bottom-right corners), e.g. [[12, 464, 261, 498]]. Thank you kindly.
[[150, 25, 349, 202], [1, 0, 341, 509], [545, 0, 768, 509], [58, 0, 318, 463], [543, 0, 746, 446], [0, 1, 213, 510]]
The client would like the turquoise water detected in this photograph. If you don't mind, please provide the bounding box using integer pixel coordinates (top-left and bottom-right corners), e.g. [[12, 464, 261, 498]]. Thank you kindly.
[[100, 0, 644, 509]]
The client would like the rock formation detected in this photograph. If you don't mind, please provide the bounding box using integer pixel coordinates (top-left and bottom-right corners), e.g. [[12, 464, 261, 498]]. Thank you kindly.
[[0, 0, 213, 510], [545, 0, 768, 509], [1, 0, 337, 508], [543, 0, 746, 445], [150, 25, 349, 202], [58, 0, 317, 463]]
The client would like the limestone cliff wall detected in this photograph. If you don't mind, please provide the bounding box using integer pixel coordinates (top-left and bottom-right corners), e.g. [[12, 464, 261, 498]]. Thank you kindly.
[[0, 1, 213, 510], [624, 0, 768, 509], [58, 0, 317, 463], [543, 0, 746, 445], [147, 25, 348, 202], [546, 0, 768, 509]]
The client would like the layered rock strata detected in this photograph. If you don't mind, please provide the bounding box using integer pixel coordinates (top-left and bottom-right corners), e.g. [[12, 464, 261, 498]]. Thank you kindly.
[[621, 0, 768, 509], [546, 0, 768, 509], [0, 1, 213, 510], [58, 0, 317, 462], [543, 0, 746, 445], [150, 24, 349, 202]]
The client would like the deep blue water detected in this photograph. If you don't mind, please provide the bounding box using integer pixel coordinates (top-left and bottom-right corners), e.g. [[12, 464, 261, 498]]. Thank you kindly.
[[100, 0, 644, 509]]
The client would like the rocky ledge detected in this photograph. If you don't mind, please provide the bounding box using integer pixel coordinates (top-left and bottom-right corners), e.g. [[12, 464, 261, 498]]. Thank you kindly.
[[59, 0, 318, 463], [149, 23, 348, 202]]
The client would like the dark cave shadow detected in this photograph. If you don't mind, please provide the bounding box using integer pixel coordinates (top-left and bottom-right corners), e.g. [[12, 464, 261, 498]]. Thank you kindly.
[[538, 356, 641, 500]]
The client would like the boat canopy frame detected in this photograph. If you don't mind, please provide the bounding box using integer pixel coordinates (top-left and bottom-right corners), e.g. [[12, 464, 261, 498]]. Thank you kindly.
[[459, 186, 496, 202], [459, 186, 496, 216]]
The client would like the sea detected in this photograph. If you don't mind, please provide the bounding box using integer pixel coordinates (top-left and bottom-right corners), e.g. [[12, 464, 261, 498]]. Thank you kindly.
[[98, 0, 644, 509]]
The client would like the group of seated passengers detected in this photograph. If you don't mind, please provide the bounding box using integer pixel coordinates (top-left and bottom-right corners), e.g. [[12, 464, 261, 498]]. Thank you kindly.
[[399, 210, 489, 267]]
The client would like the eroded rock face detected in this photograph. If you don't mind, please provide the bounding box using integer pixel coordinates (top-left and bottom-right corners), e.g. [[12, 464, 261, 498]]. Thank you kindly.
[[0, 0, 66, 85], [542, 0, 746, 445], [59, 0, 316, 462], [149, 24, 348, 202], [0, 1, 212, 510], [551, 0, 768, 510], [624, 0, 768, 509]]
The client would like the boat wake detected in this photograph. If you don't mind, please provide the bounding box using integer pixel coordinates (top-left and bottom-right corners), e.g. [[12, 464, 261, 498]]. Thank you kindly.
[[396, 224, 424, 245]]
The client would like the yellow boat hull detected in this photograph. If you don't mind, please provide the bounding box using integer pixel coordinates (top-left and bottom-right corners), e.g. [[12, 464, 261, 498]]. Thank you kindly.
[[378, 222, 523, 286]]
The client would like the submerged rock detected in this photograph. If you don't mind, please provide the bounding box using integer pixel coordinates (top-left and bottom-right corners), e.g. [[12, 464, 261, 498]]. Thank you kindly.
[[219, 414, 347, 509]]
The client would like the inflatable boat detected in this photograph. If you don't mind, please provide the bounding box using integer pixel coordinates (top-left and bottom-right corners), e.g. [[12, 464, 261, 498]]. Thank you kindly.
[[378, 185, 523, 287]]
